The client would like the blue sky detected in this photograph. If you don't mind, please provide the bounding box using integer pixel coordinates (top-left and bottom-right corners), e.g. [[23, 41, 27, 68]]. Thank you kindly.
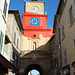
[[9, 0, 59, 28], [32, 70, 40, 75]]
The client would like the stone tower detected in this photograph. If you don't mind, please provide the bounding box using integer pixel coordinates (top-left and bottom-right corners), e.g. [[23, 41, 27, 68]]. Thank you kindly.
[[20, 0, 53, 75], [21, 0, 53, 53]]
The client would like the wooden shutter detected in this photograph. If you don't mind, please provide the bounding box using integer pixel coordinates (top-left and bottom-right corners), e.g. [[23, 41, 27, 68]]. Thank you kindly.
[[72, 0, 75, 19], [0, 31, 4, 52], [1, 32, 3, 50], [14, 32, 16, 44], [62, 25, 64, 37], [17, 38, 19, 49], [0, 31, 1, 51], [74, 39, 75, 48], [68, 10, 71, 26], [5, 44, 8, 54], [64, 50, 67, 64], [3, 0, 7, 17]]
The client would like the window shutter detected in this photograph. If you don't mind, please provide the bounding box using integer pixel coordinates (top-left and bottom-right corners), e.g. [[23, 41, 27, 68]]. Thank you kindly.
[[68, 11, 71, 26], [1, 32, 3, 50], [3, 0, 7, 17], [72, 0, 75, 19], [74, 38, 75, 48], [5, 44, 8, 54], [1, 32, 3, 45], [0, 31, 1, 51], [62, 25, 64, 37], [64, 50, 67, 64], [17, 38, 19, 49], [14, 32, 16, 45], [0, 31, 4, 52]]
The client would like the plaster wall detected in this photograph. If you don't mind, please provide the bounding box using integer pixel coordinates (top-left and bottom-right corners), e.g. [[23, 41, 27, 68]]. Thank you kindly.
[[0, 0, 10, 59], [59, 0, 75, 67]]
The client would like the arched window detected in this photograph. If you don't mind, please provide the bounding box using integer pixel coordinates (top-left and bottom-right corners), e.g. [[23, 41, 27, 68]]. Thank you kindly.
[[33, 42, 36, 50]]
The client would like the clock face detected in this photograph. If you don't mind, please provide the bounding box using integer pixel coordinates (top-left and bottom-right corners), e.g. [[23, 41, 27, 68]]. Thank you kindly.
[[30, 18, 39, 25], [32, 54, 36, 59], [31, 6, 39, 13]]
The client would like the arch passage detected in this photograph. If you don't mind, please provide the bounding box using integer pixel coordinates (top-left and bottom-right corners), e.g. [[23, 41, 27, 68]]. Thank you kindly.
[[25, 64, 43, 75]]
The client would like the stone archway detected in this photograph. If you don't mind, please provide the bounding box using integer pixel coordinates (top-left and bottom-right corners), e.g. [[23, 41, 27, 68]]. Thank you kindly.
[[20, 51, 51, 75], [25, 64, 43, 75]]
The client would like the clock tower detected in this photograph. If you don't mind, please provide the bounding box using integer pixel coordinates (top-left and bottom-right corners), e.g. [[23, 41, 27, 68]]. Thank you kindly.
[[21, 0, 54, 51], [20, 1, 53, 74]]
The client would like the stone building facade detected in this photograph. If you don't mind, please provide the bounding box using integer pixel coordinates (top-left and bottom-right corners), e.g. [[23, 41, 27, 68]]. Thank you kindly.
[[0, 0, 10, 74], [52, 0, 75, 75], [50, 35, 59, 75], [0, 0, 10, 57], [5, 10, 24, 75]]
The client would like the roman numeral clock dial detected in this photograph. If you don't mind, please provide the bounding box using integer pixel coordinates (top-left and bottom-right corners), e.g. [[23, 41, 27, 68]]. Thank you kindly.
[[31, 6, 39, 13]]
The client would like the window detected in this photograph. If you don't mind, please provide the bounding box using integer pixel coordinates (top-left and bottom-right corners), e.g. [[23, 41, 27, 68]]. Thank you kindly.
[[4, 44, 8, 54], [55, 58, 58, 68], [14, 32, 16, 45], [17, 38, 19, 49], [72, 0, 75, 19], [4, 35, 10, 54], [0, 31, 1, 51], [5, 36, 8, 54], [68, 2, 75, 26], [62, 25, 65, 38], [51, 58, 58, 69], [74, 39, 75, 49], [64, 50, 67, 64], [33, 42, 36, 50], [3, 0, 7, 17], [0, 32, 1, 44], [51, 42, 55, 50], [15, 55, 19, 68], [33, 35, 36, 37], [13, 51, 15, 65], [69, 6, 73, 24], [74, 0, 75, 4], [13, 51, 19, 69], [51, 60, 54, 69], [0, 31, 4, 52]]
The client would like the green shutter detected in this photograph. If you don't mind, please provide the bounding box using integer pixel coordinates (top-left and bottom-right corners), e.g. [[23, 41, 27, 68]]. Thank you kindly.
[[0, 31, 1, 51], [5, 44, 8, 54], [1, 32, 3, 45], [0, 31, 4, 52], [1, 32, 3, 51], [3, 0, 7, 17]]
